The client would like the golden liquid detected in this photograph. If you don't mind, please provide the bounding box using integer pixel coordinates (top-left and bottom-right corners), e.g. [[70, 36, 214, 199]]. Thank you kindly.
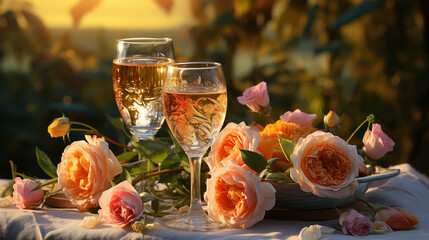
[[113, 57, 174, 138], [163, 88, 227, 155]]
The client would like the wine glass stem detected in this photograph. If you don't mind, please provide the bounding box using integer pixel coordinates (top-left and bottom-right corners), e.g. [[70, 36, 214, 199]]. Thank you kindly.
[[188, 155, 205, 217]]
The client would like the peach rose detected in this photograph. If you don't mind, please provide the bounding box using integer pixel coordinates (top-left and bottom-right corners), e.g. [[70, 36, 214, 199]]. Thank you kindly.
[[290, 131, 363, 199], [258, 120, 316, 170], [237, 81, 269, 112], [205, 122, 260, 172], [47, 117, 70, 138], [204, 160, 276, 228], [280, 109, 317, 127], [57, 135, 122, 211], [13, 177, 44, 209], [99, 181, 143, 228], [363, 123, 395, 159], [374, 207, 419, 230]]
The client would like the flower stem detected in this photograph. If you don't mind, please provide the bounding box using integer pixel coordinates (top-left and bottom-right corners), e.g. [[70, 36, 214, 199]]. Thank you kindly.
[[346, 114, 375, 144], [357, 199, 378, 214], [132, 168, 185, 185], [69, 121, 134, 151]]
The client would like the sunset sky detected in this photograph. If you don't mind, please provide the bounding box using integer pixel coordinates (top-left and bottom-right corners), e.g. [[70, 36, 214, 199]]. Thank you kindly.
[[27, 0, 194, 30]]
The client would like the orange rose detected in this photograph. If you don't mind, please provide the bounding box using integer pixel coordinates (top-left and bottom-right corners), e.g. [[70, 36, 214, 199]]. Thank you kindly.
[[204, 160, 276, 228], [290, 131, 363, 199], [205, 122, 260, 172], [57, 135, 122, 211], [47, 117, 70, 138], [257, 120, 316, 170]]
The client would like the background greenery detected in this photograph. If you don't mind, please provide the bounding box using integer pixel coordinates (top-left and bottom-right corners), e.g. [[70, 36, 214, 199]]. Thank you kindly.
[[0, 0, 428, 178]]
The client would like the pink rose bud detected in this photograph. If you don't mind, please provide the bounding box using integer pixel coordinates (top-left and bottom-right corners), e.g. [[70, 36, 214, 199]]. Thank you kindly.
[[237, 81, 270, 112], [13, 177, 44, 209], [374, 207, 419, 230], [280, 109, 317, 127], [99, 181, 143, 228], [339, 209, 373, 236], [362, 123, 395, 159], [323, 110, 340, 128]]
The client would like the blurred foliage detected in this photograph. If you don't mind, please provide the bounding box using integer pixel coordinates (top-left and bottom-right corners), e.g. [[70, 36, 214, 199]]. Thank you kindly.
[[0, 0, 428, 178]]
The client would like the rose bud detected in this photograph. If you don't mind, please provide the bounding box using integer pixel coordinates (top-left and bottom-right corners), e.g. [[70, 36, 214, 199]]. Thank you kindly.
[[362, 123, 395, 159], [323, 111, 340, 128], [374, 207, 419, 230], [47, 117, 70, 138], [13, 177, 44, 209], [237, 81, 270, 112]]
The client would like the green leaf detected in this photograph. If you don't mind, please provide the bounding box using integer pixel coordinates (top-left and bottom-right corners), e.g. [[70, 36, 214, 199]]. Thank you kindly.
[[283, 168, 295, 183], [35, 147, 58, 179], [1, 180, 14, 197], [327, 0, 382, 31], [277, 136, 295, 164], [265, 172, 286, 181], [267, 158, 283, 167], [240, 149, 267, 173], [117, 151, 138, 163], [140, 192, 157, 203], [133, 139, 171, 164], [107, 115, 126, 131], [10, 160, 17, 179]]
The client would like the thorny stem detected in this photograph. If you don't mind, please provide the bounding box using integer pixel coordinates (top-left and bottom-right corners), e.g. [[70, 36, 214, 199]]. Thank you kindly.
[[132, 168, 185, 185]]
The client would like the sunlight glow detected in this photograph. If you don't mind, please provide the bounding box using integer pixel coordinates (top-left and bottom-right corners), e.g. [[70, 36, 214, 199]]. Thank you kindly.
[[27, 0, 193, 30]]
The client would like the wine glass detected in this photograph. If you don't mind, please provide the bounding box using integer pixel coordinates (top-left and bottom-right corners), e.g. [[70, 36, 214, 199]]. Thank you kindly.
[[162, 62, 227, 231], [112, 38, 175, 141]]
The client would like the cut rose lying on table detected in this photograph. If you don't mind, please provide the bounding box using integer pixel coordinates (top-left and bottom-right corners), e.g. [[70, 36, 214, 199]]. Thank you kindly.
[[0, 81, 418, 236]]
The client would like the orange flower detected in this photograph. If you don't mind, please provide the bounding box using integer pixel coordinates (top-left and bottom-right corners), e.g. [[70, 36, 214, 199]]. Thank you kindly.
[[57, 135, 122, 211], [205, 122, 260, 172], [204, 160, 276, 228], [257, 120, 316, 170], [290, 131, 363, 199], [47, 117, 70, 138]]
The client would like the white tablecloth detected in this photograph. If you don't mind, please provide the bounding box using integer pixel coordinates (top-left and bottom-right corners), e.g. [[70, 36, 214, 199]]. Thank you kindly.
[[1, 163, 428, 240]]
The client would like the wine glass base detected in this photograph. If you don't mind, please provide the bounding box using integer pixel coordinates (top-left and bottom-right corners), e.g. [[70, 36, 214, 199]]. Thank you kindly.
[[164, 215, 226, 232]]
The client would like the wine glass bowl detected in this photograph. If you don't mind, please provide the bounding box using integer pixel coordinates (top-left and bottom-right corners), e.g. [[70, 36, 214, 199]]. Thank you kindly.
[[162, 62, 227, 231], [112, 38, 175, 140]]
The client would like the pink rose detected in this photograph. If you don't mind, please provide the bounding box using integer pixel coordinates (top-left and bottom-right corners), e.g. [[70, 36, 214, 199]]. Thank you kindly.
[[204, 160, 276, 228], [237, 81, 269, 112], [374, 207, 419, 230], [205, 122, 260, 172], [13, 177, 44, 209], [57, 135, 122, 211], [339, 209, 373, 236], [280, 109, 317, 127], [290, 131, 363, 199], [99, 181, 143, 228], [363, 123, 395, 159]]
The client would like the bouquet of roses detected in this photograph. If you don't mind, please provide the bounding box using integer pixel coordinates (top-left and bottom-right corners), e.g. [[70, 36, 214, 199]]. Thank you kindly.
[[200, 81, 415, 233]]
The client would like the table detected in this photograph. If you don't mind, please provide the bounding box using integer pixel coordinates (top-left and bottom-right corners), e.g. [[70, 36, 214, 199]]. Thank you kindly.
[[1, 163, 428, 240]]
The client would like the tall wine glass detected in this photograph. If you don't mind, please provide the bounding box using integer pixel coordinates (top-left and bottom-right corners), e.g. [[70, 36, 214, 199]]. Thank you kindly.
[[112, 38, 175, 141], [162, 62, 227, 231]]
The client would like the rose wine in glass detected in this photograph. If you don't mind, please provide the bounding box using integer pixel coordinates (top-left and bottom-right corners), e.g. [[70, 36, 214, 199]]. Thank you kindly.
[[113, 38, 175, 140], [163, 62, 227, 231]]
